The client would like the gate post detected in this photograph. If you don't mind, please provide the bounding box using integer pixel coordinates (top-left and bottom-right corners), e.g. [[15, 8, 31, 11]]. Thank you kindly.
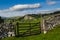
[[15, 22, 19, 37], [42, 19, 47, 34]]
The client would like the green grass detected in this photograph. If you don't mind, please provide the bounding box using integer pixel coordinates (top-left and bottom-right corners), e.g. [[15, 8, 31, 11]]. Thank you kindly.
[[2, 25, 60, 40]]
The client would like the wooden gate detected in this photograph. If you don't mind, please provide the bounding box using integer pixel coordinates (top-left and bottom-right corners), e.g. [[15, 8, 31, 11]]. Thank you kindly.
[[15, 22, 41, 37]]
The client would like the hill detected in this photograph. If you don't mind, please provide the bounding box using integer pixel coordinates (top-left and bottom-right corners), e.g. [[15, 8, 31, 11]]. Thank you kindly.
[[0, 11, 60, 40]]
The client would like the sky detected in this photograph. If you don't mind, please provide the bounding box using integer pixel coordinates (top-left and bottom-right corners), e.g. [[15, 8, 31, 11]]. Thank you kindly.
[[0, 0, 60, 17]]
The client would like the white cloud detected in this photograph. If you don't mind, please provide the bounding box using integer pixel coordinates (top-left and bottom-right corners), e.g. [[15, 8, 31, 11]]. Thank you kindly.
[[47, 1, 56, 5], [0, 8, 60, 17], [0, 3, 40, 13], [9, 3, 40, 11], [56, 8, 60, 10]]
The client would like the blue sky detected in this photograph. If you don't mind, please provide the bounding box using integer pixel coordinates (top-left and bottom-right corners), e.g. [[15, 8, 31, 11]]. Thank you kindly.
[[0, 0, 45, 10], [0, 0, 60, 17]]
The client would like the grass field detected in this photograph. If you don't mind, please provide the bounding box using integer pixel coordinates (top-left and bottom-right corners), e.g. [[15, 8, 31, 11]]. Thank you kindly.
[[2, 25, 60, 40]]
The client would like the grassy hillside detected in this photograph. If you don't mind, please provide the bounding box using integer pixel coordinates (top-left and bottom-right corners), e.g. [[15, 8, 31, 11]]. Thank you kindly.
[[2, 25, 60, 40], [1, 12, 60, 40]]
